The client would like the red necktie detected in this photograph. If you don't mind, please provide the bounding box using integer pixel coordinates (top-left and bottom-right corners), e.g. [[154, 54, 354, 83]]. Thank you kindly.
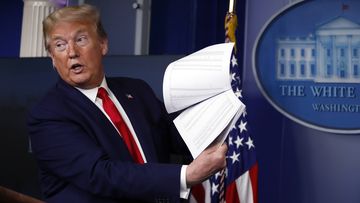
[[97, 87, 144, 164]]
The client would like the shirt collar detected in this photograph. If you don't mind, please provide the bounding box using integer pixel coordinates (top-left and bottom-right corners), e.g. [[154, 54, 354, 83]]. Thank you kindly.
[[76, 77, 109, 103]]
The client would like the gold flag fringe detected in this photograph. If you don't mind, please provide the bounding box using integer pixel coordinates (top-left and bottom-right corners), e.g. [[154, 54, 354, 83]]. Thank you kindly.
[[225, 12, 238, 53]]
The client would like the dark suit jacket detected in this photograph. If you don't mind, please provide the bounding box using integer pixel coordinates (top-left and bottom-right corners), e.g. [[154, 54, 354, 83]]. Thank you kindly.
[[28, 77, 190, 203]]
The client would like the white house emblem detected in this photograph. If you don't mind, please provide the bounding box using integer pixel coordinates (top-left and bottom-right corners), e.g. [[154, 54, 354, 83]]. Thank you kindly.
[[253, 0, 360, 134]]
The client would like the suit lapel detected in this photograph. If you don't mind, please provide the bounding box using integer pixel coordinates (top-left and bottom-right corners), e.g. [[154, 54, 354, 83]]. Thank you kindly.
[[56, 79, 135, 161], [107, 78, 159, 163]]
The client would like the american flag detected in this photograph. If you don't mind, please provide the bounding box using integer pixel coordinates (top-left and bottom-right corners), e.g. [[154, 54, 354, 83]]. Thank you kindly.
[[190, 4, 258, 203]]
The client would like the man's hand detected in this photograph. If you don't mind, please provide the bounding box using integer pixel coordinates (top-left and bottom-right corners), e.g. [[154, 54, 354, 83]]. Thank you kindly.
[[186, 143, 228, 187]]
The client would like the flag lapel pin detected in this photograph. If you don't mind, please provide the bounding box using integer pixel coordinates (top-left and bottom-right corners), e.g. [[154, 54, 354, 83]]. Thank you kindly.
[[126, 94, 134, 99]]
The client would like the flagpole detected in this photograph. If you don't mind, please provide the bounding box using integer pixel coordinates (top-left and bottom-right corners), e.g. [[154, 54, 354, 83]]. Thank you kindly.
[[217, 2, 239, 203], [228, 0, 237, 13]]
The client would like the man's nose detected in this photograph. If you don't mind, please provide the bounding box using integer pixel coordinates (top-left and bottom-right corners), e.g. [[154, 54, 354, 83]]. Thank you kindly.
[[67, 41, 79, 58]]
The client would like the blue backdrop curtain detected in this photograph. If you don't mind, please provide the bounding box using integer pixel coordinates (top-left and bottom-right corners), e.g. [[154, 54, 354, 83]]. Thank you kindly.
[[149, 0, 246, 55]]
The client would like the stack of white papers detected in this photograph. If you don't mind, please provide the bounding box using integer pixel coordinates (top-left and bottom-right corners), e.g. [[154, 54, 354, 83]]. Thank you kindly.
[[163, 43, 245, 158]]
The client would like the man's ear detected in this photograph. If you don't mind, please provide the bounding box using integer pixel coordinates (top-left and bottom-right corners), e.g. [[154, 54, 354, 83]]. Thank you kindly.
[[101, 38, 108, 56]]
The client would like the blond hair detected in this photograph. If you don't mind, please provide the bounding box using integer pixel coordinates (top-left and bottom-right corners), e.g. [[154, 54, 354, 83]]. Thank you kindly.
[[43, 4, 107, 51]]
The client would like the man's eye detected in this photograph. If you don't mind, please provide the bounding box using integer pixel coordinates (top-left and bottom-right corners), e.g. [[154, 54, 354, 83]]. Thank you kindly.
[[54, 42, 66, 51], [76, 36, 88, 46]]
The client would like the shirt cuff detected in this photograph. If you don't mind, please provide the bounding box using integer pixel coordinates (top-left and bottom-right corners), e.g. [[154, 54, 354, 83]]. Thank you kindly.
[[180, 165, 190, 199]]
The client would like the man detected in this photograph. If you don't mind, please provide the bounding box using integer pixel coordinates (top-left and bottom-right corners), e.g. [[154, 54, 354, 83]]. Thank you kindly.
[[28, 4, 227, 203]]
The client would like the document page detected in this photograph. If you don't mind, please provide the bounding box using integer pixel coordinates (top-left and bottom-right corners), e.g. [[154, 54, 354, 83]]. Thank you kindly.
[[173, 89, 245, 158], [163, 43, 234, 113]]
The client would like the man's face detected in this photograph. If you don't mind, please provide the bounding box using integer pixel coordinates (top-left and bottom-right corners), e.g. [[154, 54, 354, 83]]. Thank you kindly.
[[48, 21, 108, 89]]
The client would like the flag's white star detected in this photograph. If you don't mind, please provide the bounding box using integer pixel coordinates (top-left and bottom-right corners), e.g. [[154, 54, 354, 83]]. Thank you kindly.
[[242, 109, 247, 117], [234, 136, 244, 148], [232, 124, 237, 130], [231, 72, 236, 81], [238, 120, 247, 133], [211, 183, 219, 195], [228, 151, 240, 164], [214, 171, 222, 180], [228, 136, 233, 146], [246, 137, 255, 150], [234, 87, 242, 98], [231, 55, 238, 67]]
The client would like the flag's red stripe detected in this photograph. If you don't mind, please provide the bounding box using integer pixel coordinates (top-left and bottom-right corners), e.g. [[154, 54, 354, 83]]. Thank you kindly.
[[225, 182, 240, 203], [191, 184, 205, 203], [249, 163, 259, 203]]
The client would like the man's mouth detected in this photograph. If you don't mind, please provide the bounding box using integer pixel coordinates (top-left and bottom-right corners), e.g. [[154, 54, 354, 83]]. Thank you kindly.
[[70, 63, 84, 73]]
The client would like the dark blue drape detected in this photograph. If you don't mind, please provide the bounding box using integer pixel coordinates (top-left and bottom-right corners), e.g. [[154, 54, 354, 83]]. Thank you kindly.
[[150, 0, 246, 54]]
